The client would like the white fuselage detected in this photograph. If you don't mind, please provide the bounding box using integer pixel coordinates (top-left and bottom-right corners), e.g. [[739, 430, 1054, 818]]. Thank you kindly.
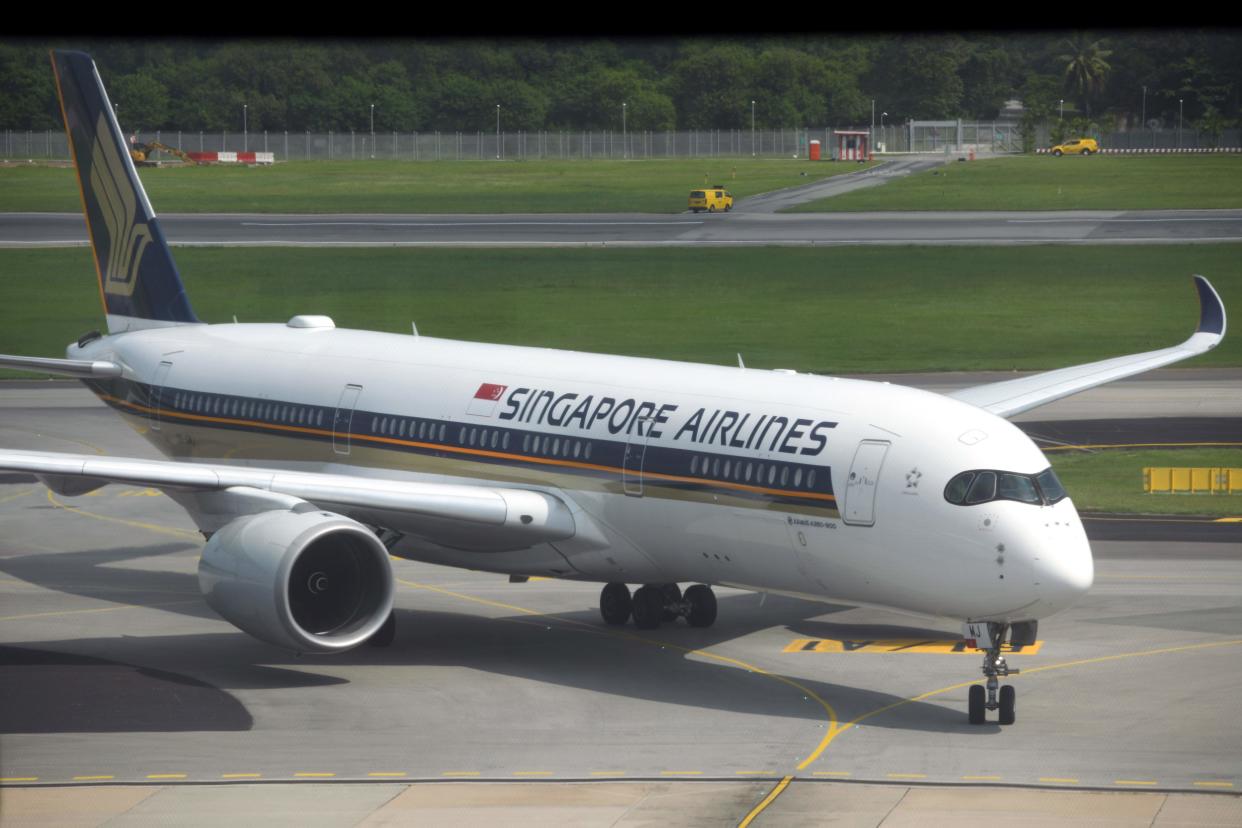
[[73, 320, 1094, 625]]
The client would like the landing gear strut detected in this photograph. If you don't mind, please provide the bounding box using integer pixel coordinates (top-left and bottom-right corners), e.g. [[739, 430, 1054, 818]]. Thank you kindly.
[[969, 622, 1018, 725], [598, 583, 717, 629]]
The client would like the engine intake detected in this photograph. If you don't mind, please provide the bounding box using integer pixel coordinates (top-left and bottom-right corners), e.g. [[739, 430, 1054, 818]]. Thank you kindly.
[[198, 509, 394, 653]]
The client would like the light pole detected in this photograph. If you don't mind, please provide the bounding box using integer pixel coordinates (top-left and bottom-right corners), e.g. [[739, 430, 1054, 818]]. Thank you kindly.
[[1141, 85, 1147, 128], [1059, 99, 1063, 120], [370, 103, 375, 159], [622, 102, 627, 159], [243, 103, 248, 151], [751, 100, 755, 156], [870, 99, 875, 147], [880, 111, 887, 150], [1179, 98, 1183, 148], [496, 104, 500, 159]]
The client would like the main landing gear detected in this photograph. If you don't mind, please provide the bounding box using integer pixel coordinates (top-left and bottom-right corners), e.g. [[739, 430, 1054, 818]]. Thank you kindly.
[[599, 582, 717, 629], [969, 622, 1018, 725]]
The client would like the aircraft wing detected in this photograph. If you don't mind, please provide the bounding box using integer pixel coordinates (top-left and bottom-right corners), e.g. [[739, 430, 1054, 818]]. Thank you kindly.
[[0, 448, 576, 552], [948, 276, 1227, 418]]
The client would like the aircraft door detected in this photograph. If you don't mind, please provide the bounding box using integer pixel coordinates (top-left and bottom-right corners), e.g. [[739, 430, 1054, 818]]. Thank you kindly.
[[842, 440, 889, 526], [621, 417, 651, 497], [332, 384, 363, 456], [150, 360, 173, 431]]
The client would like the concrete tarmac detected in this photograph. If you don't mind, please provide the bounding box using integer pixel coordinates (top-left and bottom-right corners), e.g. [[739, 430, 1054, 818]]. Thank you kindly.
[[4, 208, 1242, 248], [1, 381, 1239, 824]]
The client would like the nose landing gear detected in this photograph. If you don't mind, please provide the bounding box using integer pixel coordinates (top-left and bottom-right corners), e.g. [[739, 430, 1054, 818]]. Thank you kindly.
[[968, 622, 1019, 725]]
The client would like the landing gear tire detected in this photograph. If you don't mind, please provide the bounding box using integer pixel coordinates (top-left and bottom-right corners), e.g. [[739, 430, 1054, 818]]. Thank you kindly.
[[999, 684, 1016, 725], [632, 585, 664, 630], [600, 583, 633, 626], [367, 610, 396, 647], [968, 621, 1020, 724], [684, 584, 717, 627], [659, 583, 683, 622], [968, 684, 985, 725]]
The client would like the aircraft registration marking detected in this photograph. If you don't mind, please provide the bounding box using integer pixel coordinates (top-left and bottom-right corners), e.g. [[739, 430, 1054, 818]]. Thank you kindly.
[[783, 638, 1044, 655]]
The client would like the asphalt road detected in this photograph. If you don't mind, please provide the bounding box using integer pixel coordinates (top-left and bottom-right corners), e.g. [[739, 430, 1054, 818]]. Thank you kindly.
[[4, 208, 1242, 248]]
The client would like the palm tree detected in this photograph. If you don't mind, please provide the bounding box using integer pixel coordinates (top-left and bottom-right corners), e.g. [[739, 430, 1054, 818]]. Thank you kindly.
[[1058, 35, 1112, 119]]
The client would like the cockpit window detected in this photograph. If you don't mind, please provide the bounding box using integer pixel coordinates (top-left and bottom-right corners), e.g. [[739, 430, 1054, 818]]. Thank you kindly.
[[1036, 468, 1068, 504], [998, 472, 1041, 504], [945, 467, 1067, 507], [944, 471, 974, 504], [965, 471, 997, 504]]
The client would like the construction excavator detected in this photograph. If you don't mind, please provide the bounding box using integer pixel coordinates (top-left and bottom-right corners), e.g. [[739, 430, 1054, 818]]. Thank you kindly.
[[128, 138, 200, 166]]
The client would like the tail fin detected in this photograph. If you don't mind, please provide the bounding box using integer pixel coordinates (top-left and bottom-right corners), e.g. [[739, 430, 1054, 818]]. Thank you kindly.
[[50, 50, 198, 332]]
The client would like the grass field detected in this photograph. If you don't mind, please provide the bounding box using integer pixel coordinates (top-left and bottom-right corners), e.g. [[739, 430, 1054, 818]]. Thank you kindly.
[[1051, 448, 1242, 517], [2, 244, 1237, 372], [0, 159, 872, 214], [789, 155, 1242, 212]]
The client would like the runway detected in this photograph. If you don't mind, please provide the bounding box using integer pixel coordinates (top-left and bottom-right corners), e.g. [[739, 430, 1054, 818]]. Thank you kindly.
[[4, 208, 1242, 248], [1, 378, 1239, 825]]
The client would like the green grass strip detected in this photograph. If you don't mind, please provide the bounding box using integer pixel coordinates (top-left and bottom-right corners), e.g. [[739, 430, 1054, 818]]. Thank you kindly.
[[1052, 448, 1242, 517], [789, 155, 1242, 212], [0, 159, 873, 214], [1, 244, 1237, 373]]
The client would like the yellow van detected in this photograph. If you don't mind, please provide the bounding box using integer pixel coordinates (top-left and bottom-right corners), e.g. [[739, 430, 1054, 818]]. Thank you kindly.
[[1049, 138, 1099, 156], [688, 186, 733, 213]]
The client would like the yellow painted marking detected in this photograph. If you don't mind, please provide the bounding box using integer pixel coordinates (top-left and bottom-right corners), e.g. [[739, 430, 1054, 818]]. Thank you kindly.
[[736, 771, 775, 776], [801, 637, 1242, 773], [1044, 441, 1242, 452], [293, 773, 336, 778], [590, 771, 626, 777], [812, 771, 851, 777], [660, 771, 703, 776], [221, 773, 262, 779], [1115, 780, 1158, 786], [1194, 781, 1234, 788], [46, 490, 199, 539], [441, 772, 481, 777], [513, 771, 554, 777], [1, 777, 39, 782], [0, 598, 200, 623], [738, 776, 794, 828], [1040, 778, 1079, 784], [397, 578, 842, 775], [73, 775, 114, 781], [887, 773, 928, 780], [962, 775, 1003, 781], [784, 638, 1042, 655], [1215, 517, 1242, 523], [118, 488, 162, 497], [0, 488, 35, 505], [146, 774, 187, 779], [367, 772, 407, 778]]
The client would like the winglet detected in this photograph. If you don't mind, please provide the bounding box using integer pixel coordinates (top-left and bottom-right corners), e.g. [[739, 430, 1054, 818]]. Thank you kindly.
[[1193, 275, 1226, 338]]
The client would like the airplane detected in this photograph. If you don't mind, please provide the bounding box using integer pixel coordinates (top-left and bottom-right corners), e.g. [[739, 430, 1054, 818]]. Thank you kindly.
[[0, 51, 1227, 726]]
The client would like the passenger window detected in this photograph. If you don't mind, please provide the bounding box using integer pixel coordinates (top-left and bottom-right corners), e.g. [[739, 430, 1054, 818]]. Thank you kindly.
[[691, 456, 700, 475], [808, 469, 816, 489], [584, 443, 593, 460], [794, 468, 803, 487]]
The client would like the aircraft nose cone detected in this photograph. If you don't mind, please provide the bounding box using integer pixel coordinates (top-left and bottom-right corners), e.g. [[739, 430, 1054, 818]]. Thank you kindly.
[[1035, 520, 1094, 613]]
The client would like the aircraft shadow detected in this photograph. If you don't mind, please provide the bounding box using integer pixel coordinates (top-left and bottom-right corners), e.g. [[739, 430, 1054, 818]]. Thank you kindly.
[[1, 545, 988, 737]]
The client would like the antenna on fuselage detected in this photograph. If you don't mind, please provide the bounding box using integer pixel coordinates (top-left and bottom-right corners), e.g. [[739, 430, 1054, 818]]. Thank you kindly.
[[737, 353, 745, 369], [411, 322, 419, 337]]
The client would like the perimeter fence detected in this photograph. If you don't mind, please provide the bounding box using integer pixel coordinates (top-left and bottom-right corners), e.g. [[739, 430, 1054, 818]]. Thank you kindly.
[[6, 124, 1240, 162]]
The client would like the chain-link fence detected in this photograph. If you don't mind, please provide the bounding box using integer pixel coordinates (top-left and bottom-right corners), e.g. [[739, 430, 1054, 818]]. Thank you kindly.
[[5, 124, 1238, 162]]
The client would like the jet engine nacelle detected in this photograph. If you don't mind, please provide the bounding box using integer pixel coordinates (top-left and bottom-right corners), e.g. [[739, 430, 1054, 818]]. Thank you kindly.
[[198, 508, 394, 653]]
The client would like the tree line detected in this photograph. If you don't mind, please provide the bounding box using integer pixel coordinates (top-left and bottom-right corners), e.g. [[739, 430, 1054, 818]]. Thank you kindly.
[[2, 33, 1238, 135]]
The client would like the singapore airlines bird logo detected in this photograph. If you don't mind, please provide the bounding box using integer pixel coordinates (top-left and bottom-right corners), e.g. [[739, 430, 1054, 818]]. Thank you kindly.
[[90, 111, 150, 297]]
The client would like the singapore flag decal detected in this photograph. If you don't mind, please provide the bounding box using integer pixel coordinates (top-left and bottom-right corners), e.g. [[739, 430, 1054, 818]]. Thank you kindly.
[[467, 382, 507, 416]]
